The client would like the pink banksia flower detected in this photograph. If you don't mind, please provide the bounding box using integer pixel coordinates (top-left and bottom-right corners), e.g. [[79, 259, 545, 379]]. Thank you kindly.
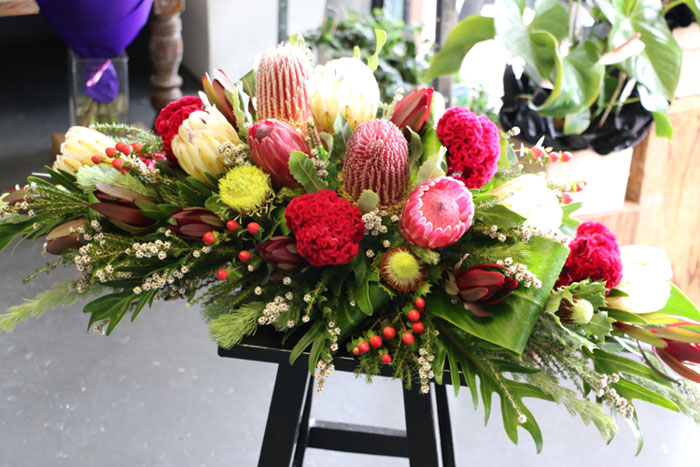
[[256, 43, 314, 127], [343, 119, 409, 206], [399, 176, 474, 249], [248, 119, 312, 188]]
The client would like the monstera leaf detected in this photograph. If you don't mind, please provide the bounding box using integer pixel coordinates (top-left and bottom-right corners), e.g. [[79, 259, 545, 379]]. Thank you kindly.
[[430, 235, 569, 353]]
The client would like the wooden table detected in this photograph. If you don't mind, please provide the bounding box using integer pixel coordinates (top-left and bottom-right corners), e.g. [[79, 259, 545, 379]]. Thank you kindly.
[[0, 0, 184, 112]]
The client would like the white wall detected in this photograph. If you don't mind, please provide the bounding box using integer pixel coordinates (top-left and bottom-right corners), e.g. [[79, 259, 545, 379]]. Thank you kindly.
[[182, 0, 326, 81]]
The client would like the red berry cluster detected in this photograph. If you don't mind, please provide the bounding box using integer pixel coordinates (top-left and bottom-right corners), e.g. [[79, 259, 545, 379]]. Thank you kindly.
[[208, 220, 262, 280], [553, 180, 586, 205], [528, 146, 573, 165], [92, 141, 144, 173], [352, 297, 427, 365]]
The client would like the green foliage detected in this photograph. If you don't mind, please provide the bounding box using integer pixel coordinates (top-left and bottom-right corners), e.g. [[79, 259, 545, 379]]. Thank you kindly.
[[0, 281, 103, 332], [436, 325, 553, 452], [655, 283, 700, 321], [76, 165, 156, 198], [90, 123, 163, 154], [306, 8, 430, 101], [209, 302, 265, 349], [431, 236, 569, 353], [288, 150, 328, 193], [424, 0, 681, 136]]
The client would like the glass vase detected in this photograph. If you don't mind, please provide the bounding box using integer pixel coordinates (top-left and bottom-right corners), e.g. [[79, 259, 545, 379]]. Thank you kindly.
[[69, 50, 129, 126]]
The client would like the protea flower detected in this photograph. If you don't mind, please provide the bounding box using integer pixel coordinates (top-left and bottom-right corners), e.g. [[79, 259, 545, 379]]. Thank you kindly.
[[400, 176, 474, 249], [53, 126, 116, 173], [256, 236, 305, 271], [256, 43, 314, 126], [248, 119, 311, 188], [202, 69, 238, 129], [651, 322, 700, 383], [90, 184, 156, 233], [168, 207, 224, 239], [45, 220, 86, 255], [380, 247, 425, 292], [390, 87, 434, 135], [171, 107, 240, 183], [308, 57, 380, 133], [343, 119, 409, 206], [445, 262, 518, 317]]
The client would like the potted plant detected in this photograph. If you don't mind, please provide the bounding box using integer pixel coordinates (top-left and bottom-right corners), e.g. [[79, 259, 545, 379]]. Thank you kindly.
[[424, 0, 695, 214]]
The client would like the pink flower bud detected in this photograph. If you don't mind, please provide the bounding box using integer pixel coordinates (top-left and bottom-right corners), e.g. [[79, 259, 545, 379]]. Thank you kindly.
[[391, 87, 434, 134], [248, 119, 312, 188]]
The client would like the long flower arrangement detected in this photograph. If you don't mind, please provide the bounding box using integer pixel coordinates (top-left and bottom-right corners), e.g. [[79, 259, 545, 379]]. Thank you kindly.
[[1, 38, 700, 452]]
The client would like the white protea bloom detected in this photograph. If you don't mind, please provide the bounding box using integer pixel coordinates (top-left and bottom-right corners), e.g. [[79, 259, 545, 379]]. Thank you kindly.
[[606, 245, 673, 314], [53, 126, 115, 173], [491, 174, 563, 231], [308, 57, 380, 133], [171, 107, 240, 183]]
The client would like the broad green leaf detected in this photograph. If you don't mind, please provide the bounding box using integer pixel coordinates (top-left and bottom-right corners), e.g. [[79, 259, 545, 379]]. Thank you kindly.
[[563, 109, 592, 135], [592, 350, 672, 386], [420, 126, 441, 164], [605, 308, 648, 325], [529, 0, 570, 42], [367, 28, 387, 71], [595, 0, 681, 101], [423, 16, 495, 81], [357, 190, 379, 213], [415, 148, 446, 186], [536, 41, 604, 118], [407, 128, 424, 178], [288, 150, 328, 193], [83, 291, 134, 334], [430, 236, 569, 353], [611, 378, 679, 412], [654, 283, 700, 322], [651, 111, 673, 139], [474, 204, 525, 231]]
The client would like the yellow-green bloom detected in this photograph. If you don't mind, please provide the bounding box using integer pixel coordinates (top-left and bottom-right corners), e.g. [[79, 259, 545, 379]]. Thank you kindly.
[[380, 247, 425, 292], [219, 165, 272, 215], [53, 126, 116, 174]]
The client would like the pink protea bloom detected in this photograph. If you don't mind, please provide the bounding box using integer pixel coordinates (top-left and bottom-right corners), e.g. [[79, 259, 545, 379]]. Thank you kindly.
[[343, 119, 409, 206], [400, 176, 474, 249], [248, 119, 312, 188], [256, 43, 314, 126]]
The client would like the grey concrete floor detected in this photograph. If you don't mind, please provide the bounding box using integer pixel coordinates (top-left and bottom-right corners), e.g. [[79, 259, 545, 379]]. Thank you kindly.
[[1, 30, 700, 467]]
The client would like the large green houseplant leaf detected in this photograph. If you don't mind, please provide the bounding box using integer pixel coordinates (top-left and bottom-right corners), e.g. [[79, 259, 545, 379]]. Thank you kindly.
[[430, 235, 569, 354], [594, 0, 682, 103]]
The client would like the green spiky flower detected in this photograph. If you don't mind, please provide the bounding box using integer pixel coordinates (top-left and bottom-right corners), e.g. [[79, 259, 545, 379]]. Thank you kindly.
[[380, 247, 425, 292], [219, 165, 273, 215]]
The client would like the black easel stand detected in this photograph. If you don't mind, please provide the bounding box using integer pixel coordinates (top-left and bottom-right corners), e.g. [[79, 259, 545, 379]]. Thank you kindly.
[[218, 329, 456, 467]]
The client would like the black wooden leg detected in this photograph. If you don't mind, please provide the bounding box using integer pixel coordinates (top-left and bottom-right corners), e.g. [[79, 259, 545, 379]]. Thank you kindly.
[[258, 361, 310, 467], [434, 383, 456, 467], [292, 374, 315, 467], [403, 385, 439, 467]]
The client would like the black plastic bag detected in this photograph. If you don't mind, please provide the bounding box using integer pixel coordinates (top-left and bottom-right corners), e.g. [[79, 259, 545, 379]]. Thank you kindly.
[[498, 65, 652, 155]]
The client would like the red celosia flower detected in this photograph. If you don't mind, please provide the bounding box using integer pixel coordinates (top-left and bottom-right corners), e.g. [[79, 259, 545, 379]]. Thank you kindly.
[[154, 96, 204, 164], [556, 222, 622, 289], [285, 190, 364, 266], [436, 107, 500, 189]]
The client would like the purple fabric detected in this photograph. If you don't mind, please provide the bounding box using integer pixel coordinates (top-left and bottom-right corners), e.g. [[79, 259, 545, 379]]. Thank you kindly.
[[36, 0, 153, 58], [83, 60, 120, 103]]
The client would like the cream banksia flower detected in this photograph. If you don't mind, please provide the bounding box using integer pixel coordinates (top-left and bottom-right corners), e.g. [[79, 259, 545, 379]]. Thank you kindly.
[[53, 126, 116, 173], [256, 43, 314, 126], [171, 107, 240, 183], [309, 57, 380, 133], [400, 176, 474, 249], [343, 119, 409, 206]]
